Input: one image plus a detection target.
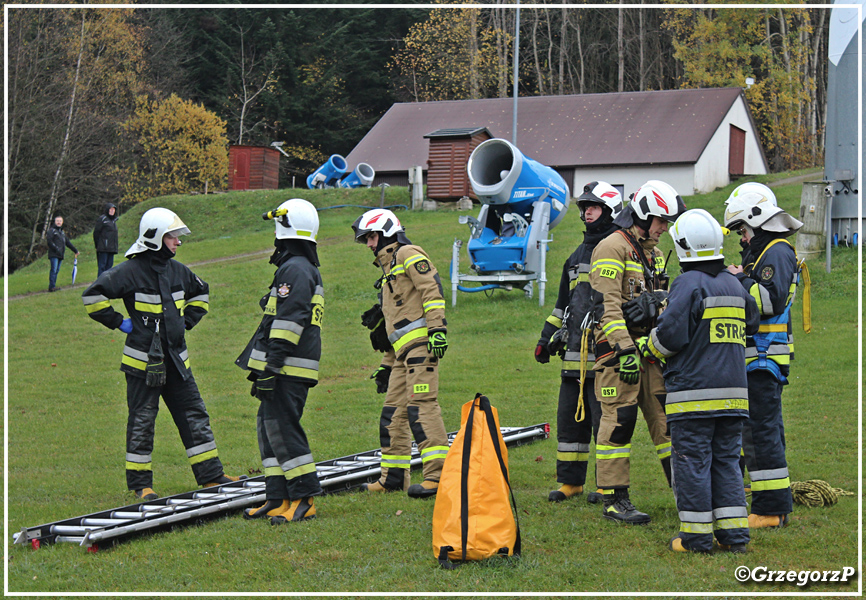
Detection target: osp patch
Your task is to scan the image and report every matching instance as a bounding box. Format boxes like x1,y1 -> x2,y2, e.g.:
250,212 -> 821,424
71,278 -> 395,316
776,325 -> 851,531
277,283 -> 292,298
760,265 -> 775,281
414,260 -> 431,274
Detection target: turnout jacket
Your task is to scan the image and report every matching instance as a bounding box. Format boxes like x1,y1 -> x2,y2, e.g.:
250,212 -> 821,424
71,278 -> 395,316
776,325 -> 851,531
646,266 -> 760,422
374,242 -> 446,366
735,236 -> 799,379
46,224 -> 78,260
589,225 -> 665,363
82,253 -> 210,379
538,223 -> 618,377
237,255 -> 323,385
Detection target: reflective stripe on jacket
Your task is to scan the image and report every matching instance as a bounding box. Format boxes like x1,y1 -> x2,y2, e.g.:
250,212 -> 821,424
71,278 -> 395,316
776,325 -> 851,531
648,268 -> 760,422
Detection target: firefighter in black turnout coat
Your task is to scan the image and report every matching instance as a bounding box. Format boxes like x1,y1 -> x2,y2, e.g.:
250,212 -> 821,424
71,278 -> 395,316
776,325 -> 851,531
82,208 -> 237,501
638,209 -> 760,553
237,199 -> 324,524
536,182 -> 622,503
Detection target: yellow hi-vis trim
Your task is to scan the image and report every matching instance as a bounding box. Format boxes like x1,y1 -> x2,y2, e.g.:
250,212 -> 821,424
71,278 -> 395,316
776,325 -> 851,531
420,446 -> 449,462
557,451 -> 590,462
751,477 -> 791,492
122,354 -> 147,371
714,517 -> 749,530
284,462 -> 317,480
656,442 -> 672,459
186,300 -> 209,311
703,307 -> 745,319
270,329 -> 301,344
596,444 -> 631,460
85,300 -> 111,314
264,466 -> 284,478
758,323 -> 787,333
680,521 -> 714,534
381,454 -> 411,469
189,448 -> 218,465
135,302 -> 162,314
125,461 -> 152,471
546,315 -> 563,328
423,299 -> 445,312
392,328 -> 427,354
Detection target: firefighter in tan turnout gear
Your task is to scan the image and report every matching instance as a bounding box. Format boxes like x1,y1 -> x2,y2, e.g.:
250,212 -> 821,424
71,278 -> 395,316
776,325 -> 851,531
352,209 -> 449,499
589,180 -> 684,524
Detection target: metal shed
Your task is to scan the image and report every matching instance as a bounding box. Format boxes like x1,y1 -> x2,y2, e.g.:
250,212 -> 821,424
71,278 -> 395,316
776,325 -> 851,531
228,145 -> 280,190
423,127 -> 492,201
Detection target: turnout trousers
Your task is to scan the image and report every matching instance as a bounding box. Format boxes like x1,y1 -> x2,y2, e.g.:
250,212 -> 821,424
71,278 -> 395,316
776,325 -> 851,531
378,344 -> 449,490
257,377 -> 322,501
124,363 -> 223,490
671,417 -> 750,552
556,376 -> 601,487
742,370 -> 792,516
594,356 -> 671,489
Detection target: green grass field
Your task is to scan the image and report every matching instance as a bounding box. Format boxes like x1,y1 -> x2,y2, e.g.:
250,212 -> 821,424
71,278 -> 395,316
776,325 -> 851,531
5,179 -> 860,594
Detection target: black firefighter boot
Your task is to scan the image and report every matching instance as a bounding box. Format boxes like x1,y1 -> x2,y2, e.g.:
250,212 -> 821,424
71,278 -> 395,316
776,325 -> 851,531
602,488 -> 651,525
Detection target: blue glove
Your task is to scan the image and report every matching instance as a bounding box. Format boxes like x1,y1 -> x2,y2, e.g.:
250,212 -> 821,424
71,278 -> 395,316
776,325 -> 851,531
119,318 -> 133,333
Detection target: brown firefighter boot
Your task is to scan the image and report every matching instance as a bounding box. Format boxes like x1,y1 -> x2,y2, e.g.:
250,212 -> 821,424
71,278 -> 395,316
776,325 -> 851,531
243,499 -> 289,520
548,484 -> 583,502
407,479 -> 439,499
134,487 -> 159,502
270,497 -> 316,525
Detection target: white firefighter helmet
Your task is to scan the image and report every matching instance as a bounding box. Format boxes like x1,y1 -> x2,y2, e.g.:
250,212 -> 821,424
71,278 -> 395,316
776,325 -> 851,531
631,180 -> 684,222
723,191 -> 802,234
577,181 -> 623,220
671,209 -> 724,263
125,207 -> 190,257
351,208 -> 403,243
727,181 -> 777,207
274,198 -> 319,243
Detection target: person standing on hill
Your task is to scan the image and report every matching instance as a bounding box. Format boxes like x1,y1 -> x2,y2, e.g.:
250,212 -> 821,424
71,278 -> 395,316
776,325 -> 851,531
82,207 -> 240,501
93,203 -> 119,276
46,215 -> 79,292
351,209 -> 450,499
535,182 -> 621,504
236,198 -> 325,525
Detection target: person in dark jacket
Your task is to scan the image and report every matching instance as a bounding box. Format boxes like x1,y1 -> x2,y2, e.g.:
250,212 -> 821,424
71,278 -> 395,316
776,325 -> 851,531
723,185 -> 803,529
638,209 -> 760,553
236,198 -> 324,525
93,203 -> 119,276
46,215 -> 79,291
82,207 -> 239,501
535,182 -> 622,504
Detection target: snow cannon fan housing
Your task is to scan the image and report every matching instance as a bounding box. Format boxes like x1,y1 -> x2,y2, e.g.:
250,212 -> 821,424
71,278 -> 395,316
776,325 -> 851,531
307,154 -> 348,189
465,138 -> 570,274
338,162 -> 376,188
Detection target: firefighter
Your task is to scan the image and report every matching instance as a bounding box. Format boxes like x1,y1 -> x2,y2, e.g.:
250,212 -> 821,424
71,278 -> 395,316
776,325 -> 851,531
82,208 -> 239,501
351,209 -> 449,499
723,186 -> 803,529
236,198 -> 324,525
535,182 -> 622,504
588,180 -> 684,524
637,209 -> 759,553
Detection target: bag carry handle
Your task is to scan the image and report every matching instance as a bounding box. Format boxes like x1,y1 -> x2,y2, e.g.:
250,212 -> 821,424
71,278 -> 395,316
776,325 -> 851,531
477,394 -> 521,558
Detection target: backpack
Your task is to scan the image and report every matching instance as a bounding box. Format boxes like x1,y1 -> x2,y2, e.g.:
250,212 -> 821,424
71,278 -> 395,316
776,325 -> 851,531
431,394 -> 521,568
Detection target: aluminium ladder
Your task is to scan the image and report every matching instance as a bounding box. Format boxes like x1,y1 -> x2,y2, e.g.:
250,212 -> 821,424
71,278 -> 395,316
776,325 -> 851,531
14,423 -> 549,552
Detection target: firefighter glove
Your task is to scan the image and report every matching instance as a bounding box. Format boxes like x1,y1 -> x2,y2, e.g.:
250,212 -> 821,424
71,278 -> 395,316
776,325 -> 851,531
618,352 -> 640,385
254,372 -> 276,402
370,365 -> 391,394
119,318 -> 133,333
145,360 -> 166,387
427,331 -> 448,358
547,327 -> 568,357
361,304 -> 384,330
622,291 -> 668,329
635,336 -> 652,359
535,343 -> 550,363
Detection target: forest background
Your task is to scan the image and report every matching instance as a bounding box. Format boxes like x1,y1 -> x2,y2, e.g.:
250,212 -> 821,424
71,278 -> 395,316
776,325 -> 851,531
6,2 -> 830,271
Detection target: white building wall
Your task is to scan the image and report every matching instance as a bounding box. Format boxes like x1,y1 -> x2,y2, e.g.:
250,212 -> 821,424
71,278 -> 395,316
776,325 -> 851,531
694,97 -> 768,193
571,164 -> 696,200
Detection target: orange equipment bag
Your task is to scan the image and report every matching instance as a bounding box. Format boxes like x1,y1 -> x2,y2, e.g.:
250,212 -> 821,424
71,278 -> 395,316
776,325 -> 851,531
432,394 -> 521,568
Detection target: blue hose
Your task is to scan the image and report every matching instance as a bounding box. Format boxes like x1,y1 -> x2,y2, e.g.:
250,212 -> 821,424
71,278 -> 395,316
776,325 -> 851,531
457,284 -> 503,293
316,204 -> 408,212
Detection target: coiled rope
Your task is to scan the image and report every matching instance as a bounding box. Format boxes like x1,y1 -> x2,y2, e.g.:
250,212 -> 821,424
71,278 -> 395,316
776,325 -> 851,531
790,479 -> 855,507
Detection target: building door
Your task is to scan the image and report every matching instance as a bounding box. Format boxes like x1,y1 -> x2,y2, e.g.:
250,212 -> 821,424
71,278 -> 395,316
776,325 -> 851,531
233,147 -> 251,190
729,125 -> 746,176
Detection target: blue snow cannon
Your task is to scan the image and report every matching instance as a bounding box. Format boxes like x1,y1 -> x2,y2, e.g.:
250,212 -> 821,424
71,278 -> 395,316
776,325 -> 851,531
306,154 -> 347,189
464,138 -> 569,274
338,163 -> 376,188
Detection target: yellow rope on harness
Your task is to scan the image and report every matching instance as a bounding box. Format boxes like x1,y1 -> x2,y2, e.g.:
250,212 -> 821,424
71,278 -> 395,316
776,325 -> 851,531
791,479 -> 854,507
799,259 -> 811,333
575,327 -> 591,423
